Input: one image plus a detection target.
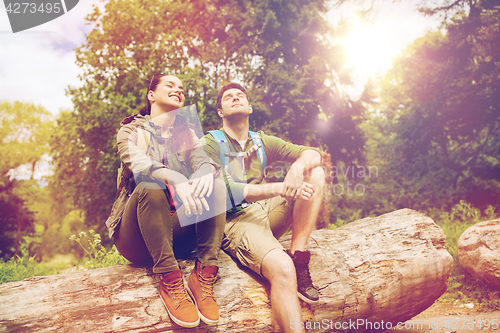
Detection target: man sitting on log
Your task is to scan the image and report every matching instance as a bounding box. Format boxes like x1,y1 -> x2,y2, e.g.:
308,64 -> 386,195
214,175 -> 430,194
203,83 -> 325,332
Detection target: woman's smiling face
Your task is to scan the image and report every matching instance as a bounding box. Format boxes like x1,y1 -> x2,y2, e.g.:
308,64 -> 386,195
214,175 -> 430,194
150,75 -> 185,110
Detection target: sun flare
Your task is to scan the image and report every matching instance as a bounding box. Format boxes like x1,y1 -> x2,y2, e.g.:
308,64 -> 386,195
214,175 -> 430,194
339,18 -> 397,79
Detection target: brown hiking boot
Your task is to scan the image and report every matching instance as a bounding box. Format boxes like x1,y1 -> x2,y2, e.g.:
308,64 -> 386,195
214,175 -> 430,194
287,249 -> 320,304
158,269 -> 200,327
187,261 -> 219,325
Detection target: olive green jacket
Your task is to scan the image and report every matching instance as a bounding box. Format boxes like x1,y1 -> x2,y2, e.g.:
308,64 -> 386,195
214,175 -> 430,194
104,113 -> 211,238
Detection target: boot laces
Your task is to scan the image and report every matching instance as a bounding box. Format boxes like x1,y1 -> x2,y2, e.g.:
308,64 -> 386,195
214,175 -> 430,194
296,263 -> 313,287
198,271 -> 216,300
164,279 -> 190,305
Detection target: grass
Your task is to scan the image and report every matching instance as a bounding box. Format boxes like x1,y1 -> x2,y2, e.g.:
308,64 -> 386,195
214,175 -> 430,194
440,266 -> 500,311
0,250 -> 64,284
0,229 -> 129,285
427,201 -> 499,311
327,201 -> 500,312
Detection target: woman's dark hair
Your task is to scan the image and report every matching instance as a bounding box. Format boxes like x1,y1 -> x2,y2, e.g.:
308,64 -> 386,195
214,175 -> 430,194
139,73 -> 194,151
139,73 -> 166,116
170,115 -> 195,153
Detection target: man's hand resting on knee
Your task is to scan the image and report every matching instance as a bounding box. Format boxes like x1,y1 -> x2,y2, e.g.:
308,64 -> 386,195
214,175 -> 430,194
281,181 -> 314,201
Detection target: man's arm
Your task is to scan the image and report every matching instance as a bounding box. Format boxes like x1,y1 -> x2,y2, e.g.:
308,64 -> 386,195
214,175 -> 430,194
242,149 -> 321,203
289,149 -> 322,174
282,149 -> 322,200
242,182 -> 284,202
243,181 -> 315,203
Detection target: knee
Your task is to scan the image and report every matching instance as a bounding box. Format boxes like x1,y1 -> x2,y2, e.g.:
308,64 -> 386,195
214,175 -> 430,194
263,250 -> 296,286
137,182 -> 169,208
213,178 -> 226,195
210,178 -> 227,210
274,257 -> 296,286
304,166 -> 325,188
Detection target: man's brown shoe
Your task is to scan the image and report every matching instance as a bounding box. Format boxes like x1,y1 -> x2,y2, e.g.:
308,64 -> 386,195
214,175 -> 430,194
158,269 -> 200,327
287,249 -> 320,304
187,261 -> 219,325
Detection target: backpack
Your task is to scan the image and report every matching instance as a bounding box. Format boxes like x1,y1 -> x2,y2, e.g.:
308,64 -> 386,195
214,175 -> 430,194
115,163 -> 135,199
208,130 -> 267,212
207,130 -> 267,172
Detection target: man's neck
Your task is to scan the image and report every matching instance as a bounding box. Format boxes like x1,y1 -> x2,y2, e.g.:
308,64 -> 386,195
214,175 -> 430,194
223,117 -> 250,141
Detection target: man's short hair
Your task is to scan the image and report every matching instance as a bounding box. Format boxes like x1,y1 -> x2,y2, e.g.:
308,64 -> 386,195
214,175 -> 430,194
216,82 -> 249,109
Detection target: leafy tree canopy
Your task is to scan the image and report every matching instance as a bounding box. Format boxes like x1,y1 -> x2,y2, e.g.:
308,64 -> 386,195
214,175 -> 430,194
374,0 -> 500,210
0,101 -> 53,258
55,0 -> 365,226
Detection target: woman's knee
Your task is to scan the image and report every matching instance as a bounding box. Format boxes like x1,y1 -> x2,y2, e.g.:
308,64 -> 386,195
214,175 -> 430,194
213,178 -> 226,196
136,182 -> 170,209
211,178 -> 227,213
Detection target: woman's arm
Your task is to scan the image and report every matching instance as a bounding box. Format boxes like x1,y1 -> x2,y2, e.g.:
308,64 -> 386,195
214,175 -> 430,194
117,124 -> 165,178
150,167 -> 189,186
117,123 -> 204,215
186,131 -> 218,199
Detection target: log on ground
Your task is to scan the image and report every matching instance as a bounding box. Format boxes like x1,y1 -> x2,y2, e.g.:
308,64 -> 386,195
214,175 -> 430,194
0,209 -> 453,332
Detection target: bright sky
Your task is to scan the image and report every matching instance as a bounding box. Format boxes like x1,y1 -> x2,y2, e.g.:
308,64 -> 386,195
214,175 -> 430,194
0,0 -> 101,115
0,0 -> 441,116
327,0 -> 442,99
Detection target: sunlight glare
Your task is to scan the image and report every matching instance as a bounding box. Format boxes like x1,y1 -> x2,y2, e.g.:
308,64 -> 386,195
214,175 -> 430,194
327,0 -> 442,99
340,18 -> 396,79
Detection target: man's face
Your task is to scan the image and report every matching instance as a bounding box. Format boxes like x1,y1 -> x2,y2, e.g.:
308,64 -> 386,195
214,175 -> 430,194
218,88 -> 252,118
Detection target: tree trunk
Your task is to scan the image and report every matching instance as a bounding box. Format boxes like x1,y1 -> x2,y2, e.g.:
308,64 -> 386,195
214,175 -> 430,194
0,209 -> 453,332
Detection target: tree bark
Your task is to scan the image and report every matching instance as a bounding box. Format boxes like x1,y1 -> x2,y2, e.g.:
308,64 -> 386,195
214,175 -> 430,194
458,219 -> 500,289
0,209 -> 453,332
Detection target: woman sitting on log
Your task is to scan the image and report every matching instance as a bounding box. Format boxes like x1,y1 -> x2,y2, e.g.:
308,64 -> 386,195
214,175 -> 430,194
105,73 -> 226,328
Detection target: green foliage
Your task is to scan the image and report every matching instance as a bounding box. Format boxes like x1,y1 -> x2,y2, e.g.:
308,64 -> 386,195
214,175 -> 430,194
41,209 -> 87,259
0,101 -> 53,259
69,230 -> 129,269
0,229 -> 129,285
53,0 -> 364,228
0,101 -> 53,175
371,2 -> 500,212
0,248 -> 66,284
431,200 -> 494,262
441,268 -> 500,311
432,201 -> 500,310
339,0 -> 500,225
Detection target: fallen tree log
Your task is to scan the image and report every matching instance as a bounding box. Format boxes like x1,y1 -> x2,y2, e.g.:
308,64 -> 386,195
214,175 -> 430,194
458,218 -> 500,289
0,209 -> 453,332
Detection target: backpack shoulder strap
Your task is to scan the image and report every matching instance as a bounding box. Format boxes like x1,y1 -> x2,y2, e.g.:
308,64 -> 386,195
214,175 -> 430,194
208,130 -> 231,171
249,130 -> 267,171
116,163 -> 134,199
207,130 -> 236,208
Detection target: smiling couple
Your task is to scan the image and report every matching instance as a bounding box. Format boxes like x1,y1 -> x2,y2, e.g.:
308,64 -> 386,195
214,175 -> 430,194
105,74 -> 325,333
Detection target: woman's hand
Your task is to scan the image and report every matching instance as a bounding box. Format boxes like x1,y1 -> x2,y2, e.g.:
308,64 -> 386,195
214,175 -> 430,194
189,163 -> 215,199
174,181 -> 208,217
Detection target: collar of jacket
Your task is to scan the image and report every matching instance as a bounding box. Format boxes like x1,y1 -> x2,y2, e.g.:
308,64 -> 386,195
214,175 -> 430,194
120,113 -> 163,137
